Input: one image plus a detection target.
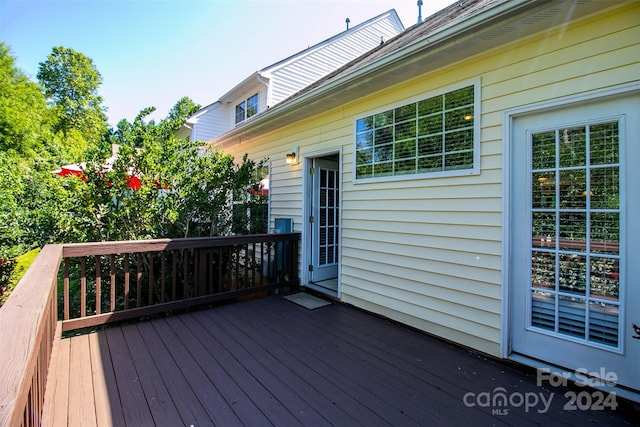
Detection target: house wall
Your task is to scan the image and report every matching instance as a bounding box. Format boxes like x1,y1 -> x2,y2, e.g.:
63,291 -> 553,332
223,83 -> 270,131
268,12 -> 404,106
190,103 -> 227,142
223,3 -> 639,357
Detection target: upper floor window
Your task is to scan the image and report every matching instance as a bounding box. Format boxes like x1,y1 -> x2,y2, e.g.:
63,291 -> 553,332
354,81 -> 479,181
235,93 -> 259,124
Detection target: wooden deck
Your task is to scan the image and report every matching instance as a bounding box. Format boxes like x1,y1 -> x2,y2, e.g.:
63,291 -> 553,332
43,294 -> 636,426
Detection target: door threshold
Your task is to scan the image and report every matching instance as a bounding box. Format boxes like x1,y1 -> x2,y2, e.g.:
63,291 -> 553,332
305,279 -> 338,297
509,353 -> 640,404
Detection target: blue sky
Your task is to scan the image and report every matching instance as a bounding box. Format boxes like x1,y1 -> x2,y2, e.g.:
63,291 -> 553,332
1,0 -> 456,126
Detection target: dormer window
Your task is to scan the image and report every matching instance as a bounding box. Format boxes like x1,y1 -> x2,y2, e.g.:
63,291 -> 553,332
235,93 -> 259,124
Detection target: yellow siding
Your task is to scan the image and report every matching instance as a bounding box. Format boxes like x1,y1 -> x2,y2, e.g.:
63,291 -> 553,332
222,3 -> 639,357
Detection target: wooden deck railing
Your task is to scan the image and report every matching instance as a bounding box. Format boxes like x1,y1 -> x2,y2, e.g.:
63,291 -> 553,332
60,233 -> 300,331
0,245 -> 61,427
0,233 -> 300,426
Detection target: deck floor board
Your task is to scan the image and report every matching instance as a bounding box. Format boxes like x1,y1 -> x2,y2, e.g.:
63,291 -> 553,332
211,305 -> 365,425
88,332 -> 125,426
229,298 -> 433,426
213,304 -> 383,425
104,326 -> 156,426
45,334 -> 70,426
68,334 -> 97,427
168,314 -> 269,426
134,320 -> 214,425
191,309 -> 306,426
120,323 -> 185,426
44,294 -> 636,426
203,307 -> 342,426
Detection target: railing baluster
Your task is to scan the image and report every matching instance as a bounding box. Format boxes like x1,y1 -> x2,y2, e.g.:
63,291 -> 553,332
291,239 -> 298,281
243,244 -> 249,288
64,258 -> 69,320
206,249 -> 210,293
32,367 -> 38,425
207,249 -> 213,295
136,253 -> 142,307
110,254 -> 116,312
201,249 -> 208,296
252,242 -> 257,287
148,252 -> 154,305
216,248 -> 223,291
171,250 -> 177,301
160,252 -> 166,303
183,249 -> 189,298
186,250 -> 192,297
124,255 -> 130,310
80,257 -> 86,317
234,246 -> 240,289
202,249 -> 207,296
95,255 -> 101,315
257,242 -> 262,286
193,249 -> 200,297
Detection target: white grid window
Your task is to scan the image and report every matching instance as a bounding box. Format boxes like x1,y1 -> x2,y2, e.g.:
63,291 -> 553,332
354,82 -> 479,181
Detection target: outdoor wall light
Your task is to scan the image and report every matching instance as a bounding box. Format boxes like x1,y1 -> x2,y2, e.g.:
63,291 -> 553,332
286,146 -> 299,165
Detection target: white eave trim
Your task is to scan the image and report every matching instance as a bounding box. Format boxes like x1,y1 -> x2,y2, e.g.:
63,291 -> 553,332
219,71 -> 264,103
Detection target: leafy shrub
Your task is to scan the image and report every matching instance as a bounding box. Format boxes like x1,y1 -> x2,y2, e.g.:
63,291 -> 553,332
0,257 -> 17,297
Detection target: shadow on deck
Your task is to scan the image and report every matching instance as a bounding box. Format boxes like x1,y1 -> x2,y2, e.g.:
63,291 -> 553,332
43,293 -> 636,426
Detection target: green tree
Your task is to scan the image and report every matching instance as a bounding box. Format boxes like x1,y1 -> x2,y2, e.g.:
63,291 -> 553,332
0,43 -> 67,259
55,102 -> 264,243
0,42 -> 52,156
161,96 -> 200,137
112,97 -> 200,147
37,46 -> 108,153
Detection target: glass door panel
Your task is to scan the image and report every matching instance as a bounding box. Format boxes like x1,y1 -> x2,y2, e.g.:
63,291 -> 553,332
529,121 -> 620,348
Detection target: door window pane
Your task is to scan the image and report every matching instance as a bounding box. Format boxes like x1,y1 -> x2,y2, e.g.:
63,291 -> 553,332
529,121 -> 620,347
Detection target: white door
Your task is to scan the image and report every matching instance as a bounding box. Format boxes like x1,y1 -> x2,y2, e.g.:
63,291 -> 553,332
310,158 -> 339,283
510,94 -> 640,392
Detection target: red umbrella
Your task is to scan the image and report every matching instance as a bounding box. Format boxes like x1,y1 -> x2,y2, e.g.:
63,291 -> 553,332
52,163 -> 86,180
250,176 -> 269,196
53,162 -> 142,189
126,175 -> 141,190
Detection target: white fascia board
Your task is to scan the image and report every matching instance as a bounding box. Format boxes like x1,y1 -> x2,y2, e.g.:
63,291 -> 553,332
185,106 -> 213,124
218,71 -> 262,103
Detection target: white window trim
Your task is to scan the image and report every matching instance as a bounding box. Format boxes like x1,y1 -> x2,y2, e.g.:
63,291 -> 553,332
235,93 -> 259,125
352,78 -> 481,184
